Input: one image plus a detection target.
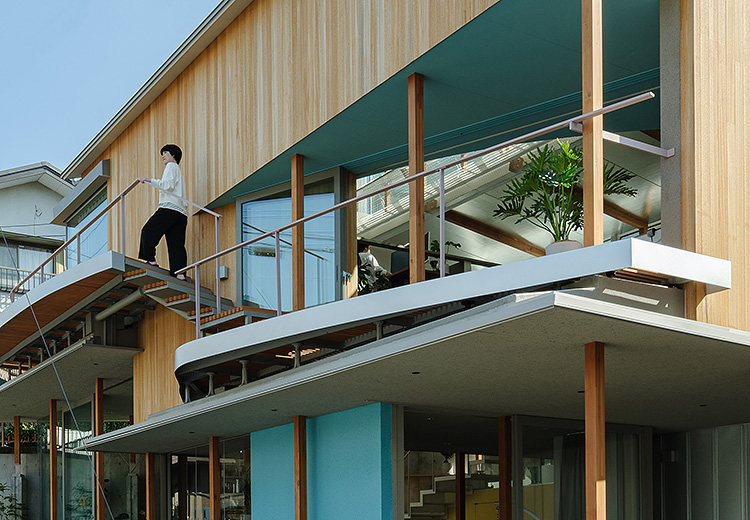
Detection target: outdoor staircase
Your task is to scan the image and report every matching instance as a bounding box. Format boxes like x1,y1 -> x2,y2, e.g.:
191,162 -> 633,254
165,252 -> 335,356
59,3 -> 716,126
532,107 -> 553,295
407,474 -> 497,519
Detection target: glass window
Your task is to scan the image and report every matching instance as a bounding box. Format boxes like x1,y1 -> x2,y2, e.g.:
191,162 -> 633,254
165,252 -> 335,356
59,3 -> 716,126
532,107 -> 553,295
0,244 -> 17,269
66,189 -> 108,265
240,180 -> 336,312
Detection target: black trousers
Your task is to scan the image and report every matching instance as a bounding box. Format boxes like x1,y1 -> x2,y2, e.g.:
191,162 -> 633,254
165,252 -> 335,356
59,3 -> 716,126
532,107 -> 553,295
138,208 -> 188,275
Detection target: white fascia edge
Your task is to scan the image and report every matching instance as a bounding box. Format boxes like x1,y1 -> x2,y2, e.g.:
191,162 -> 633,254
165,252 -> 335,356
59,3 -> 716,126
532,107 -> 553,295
174,239 -> 731,373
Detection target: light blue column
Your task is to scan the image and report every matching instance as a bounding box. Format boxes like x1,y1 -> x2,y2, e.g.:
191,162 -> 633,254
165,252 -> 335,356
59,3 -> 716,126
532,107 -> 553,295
251,423 -> 295,520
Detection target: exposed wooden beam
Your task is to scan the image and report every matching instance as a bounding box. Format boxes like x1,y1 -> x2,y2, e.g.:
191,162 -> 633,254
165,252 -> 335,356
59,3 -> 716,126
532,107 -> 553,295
146,453 -> 156,520
294,415 -> 308,520
292,154 -> 305,311
585,341 -> 606,520
50,400 -> 58,520
408,72 -> 426,283
582,0 -> 604,246
209,436 -> 220,520
572,187 -> 649,233
455,452 -> 466,520
95,378 -> 105,520
445,210 -> 545,257
498,417 -> 512,520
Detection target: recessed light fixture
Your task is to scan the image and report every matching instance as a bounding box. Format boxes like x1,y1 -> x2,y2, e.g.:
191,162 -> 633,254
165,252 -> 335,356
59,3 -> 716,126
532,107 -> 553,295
577,390 -> 585,394
699,404 -> 707,407
271,409 -> 278,412
188,431 -> 195,434
412,371 -> 420,375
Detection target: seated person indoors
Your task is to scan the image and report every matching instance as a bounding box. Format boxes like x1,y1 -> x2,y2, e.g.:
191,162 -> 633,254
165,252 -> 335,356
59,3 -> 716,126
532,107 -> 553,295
358,245 -> 391,292
137,144 -> 189,280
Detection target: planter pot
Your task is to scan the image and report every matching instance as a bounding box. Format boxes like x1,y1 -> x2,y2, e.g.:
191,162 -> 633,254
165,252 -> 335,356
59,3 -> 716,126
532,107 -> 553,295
545,239 -> 582,255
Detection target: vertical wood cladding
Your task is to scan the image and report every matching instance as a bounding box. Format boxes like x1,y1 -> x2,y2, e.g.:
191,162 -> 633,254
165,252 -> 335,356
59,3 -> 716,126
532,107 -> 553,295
681,0 -> 750,330
133,305 -> 195,423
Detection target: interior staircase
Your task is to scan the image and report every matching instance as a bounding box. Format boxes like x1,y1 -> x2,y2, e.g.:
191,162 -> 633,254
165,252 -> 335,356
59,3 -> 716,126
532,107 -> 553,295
406,473 -> 498,519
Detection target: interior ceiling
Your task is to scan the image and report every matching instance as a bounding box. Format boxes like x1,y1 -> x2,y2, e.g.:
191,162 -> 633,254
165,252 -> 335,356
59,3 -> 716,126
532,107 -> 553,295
211,0 -> 660,207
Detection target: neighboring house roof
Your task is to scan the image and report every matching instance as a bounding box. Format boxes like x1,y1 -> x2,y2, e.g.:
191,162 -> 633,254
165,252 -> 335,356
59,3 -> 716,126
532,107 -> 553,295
61,0 -> 253,182
0,162 -> 72,197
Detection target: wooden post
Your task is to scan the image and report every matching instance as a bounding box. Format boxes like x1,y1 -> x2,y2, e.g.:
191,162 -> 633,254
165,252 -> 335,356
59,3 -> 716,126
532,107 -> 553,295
294,416 -> 308,520
582,0 -> 604,246
292,154 -> 305,311
408,72 -> 425,283
455,452 -> 466,520
209,436 -> 221,520
345,170 -> 358,298
146,453 -> 156,520
94,378 -> 105,520
585,342 -> 606,520
498,417 -> 512,520
13,415 -> 20,469
50,400 -> 58,520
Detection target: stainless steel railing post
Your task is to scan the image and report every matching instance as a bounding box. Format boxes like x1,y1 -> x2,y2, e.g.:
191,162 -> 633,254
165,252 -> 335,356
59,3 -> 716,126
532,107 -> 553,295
439,168 -> 446,278
215,216 -> 220,312
275,231 -> 282,316
194,267 -> 201,339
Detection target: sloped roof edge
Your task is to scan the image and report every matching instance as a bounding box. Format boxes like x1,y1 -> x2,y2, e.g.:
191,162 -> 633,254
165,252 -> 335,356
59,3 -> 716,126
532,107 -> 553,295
61,0 -> 254,181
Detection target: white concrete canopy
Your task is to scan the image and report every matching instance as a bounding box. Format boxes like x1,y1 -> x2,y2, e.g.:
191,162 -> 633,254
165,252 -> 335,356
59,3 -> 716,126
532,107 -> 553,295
0,341 -> 140,421
86,290 -> 750,454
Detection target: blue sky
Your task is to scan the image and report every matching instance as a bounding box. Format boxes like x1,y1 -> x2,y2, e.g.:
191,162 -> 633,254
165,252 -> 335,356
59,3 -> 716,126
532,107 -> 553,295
0,0 -> 219,173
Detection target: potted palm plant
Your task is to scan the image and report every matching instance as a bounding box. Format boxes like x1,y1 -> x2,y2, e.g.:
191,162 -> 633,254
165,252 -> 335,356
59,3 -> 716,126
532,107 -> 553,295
493,140 -> 638,254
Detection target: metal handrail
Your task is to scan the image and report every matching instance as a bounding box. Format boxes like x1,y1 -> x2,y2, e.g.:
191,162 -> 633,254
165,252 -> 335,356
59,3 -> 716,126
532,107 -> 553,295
10,179 -> 222,304
177,91 -> 654,337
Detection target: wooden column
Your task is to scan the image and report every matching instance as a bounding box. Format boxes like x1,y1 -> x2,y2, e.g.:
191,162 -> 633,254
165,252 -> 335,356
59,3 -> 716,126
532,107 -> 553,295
94,378 -> 105,520
345,170 -> 358,298
145,453 -> 156,520
498,417 -> 512,520
582,0 -> 604,246
585,342 -> 606,520
454,452 -> 466,520
209,436 -> 221,520
50,400 -> 58,520
13,415 -> 20,469
292,154 -> 305,310
294,416 -> 308,520
408,72 -> 425,283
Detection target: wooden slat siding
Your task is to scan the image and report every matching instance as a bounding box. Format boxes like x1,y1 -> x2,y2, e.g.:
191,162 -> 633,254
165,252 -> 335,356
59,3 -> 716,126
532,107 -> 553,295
582,0 -> 604,247
455,452 -> 466,520
95,378 -> 105,520
0,272 -> 118,354
498,416 -> 512,520
82,0 -> 498,299
294,416 -> 308,520
13,415 -> 20,466
680,0 -> 750,330
50,400 -> 58,520
445,210 -> 545,257
292,154 -> 305,311
408,72 -> 426,284
585,341 -> 605,520
146,453 -> 156,520
134,306 -> 194,422
209,436 -> 221,520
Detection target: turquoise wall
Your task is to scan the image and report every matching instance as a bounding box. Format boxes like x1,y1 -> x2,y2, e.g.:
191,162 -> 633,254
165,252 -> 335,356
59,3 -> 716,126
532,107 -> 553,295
251,423 -> 295,520
250,403 -> 393,520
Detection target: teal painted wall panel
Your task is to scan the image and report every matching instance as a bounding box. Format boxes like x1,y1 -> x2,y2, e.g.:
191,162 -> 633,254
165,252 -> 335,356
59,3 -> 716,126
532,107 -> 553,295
307,403 -> 393,520
251,423 -> 295,520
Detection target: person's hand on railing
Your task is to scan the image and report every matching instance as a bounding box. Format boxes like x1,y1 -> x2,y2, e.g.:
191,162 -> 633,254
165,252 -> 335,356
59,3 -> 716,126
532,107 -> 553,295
137,177 -> 149,184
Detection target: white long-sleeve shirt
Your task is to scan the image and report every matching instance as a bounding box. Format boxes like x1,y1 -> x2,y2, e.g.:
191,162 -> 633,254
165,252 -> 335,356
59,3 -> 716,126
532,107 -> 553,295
151,162 -> 187,216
